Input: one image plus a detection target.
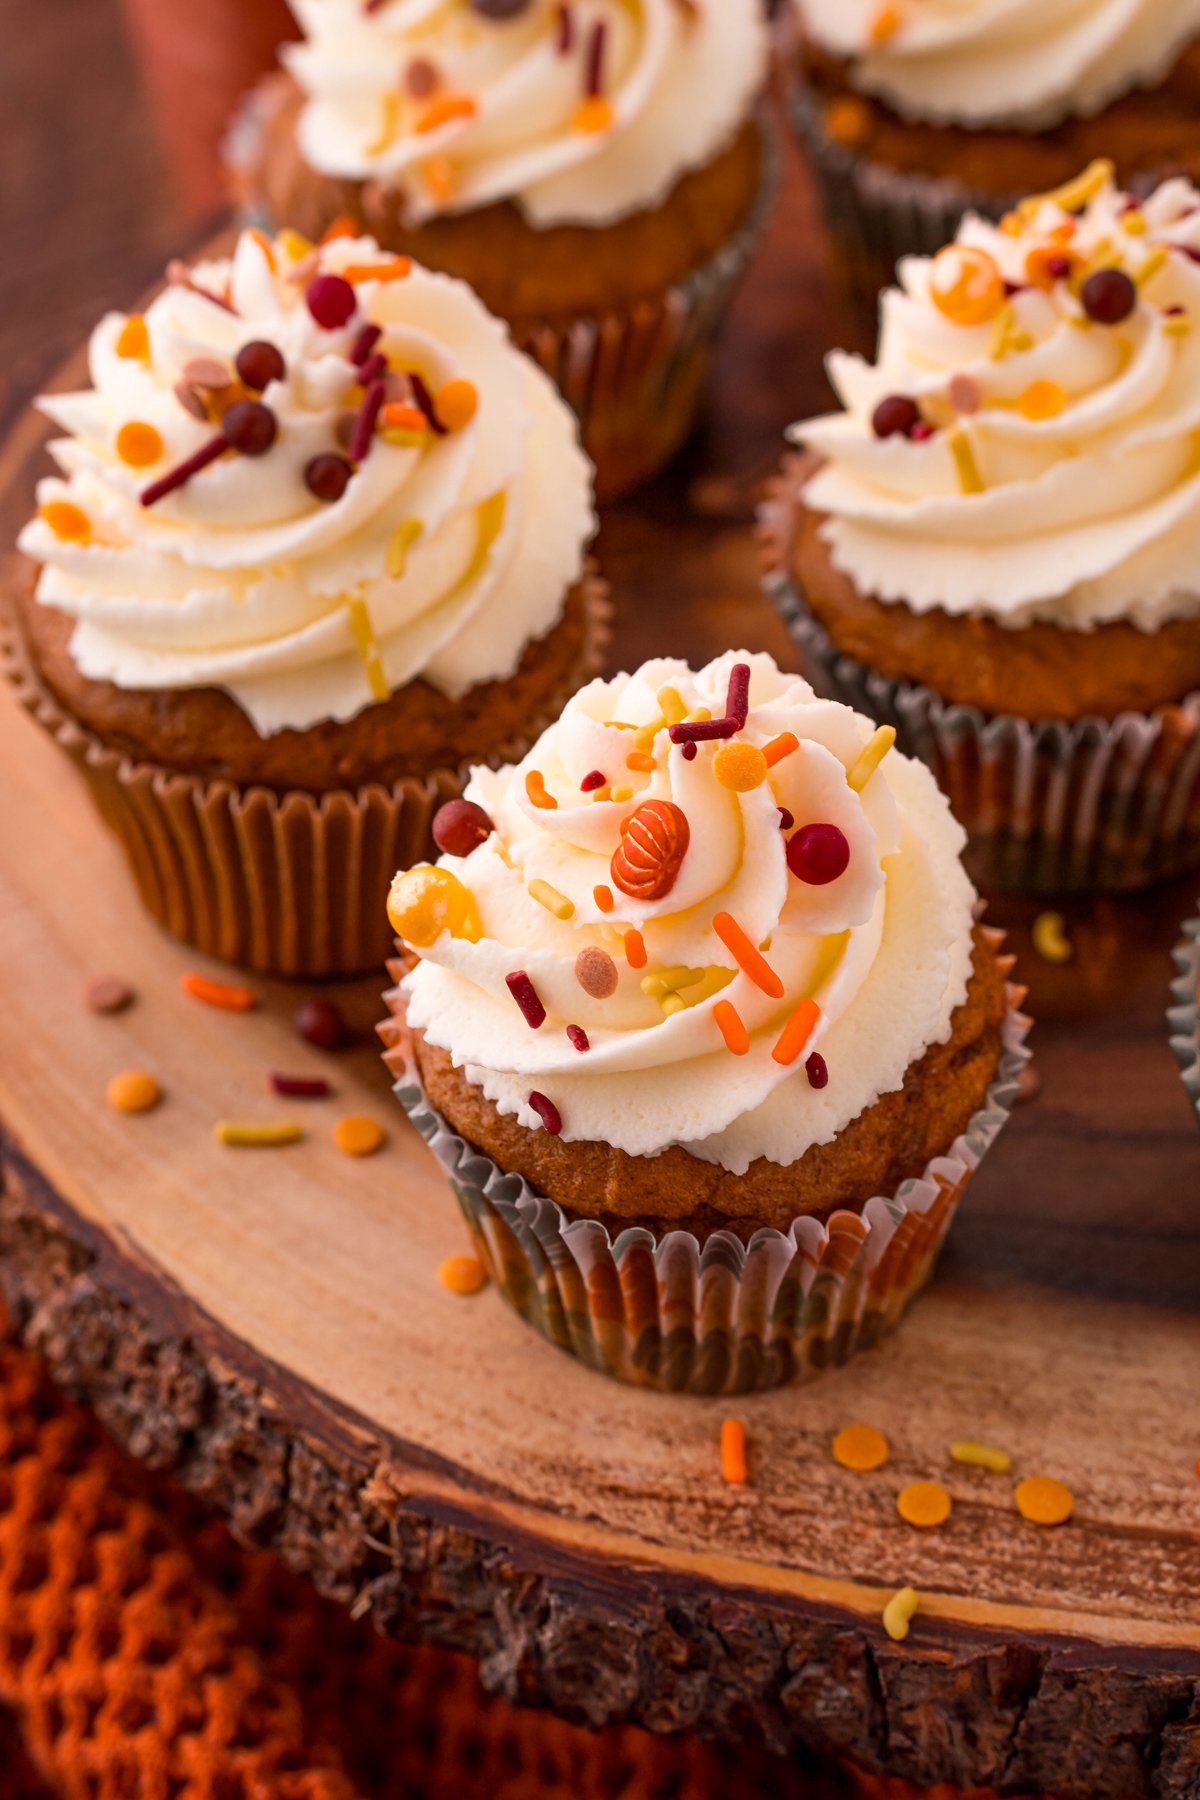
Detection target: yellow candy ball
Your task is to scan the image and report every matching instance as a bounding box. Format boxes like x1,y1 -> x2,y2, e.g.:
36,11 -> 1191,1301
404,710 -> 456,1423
712,742 -> 768,792
929,244 -> 1005,327
387,865 -> 480,947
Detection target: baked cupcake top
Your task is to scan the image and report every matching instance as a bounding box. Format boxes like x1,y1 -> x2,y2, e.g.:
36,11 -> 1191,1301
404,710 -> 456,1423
792,165 -> 1200,634
794,0 -> 1200,131
18,227 -> 593,735
392,651 -> 976,1173
282,0 -> 768,227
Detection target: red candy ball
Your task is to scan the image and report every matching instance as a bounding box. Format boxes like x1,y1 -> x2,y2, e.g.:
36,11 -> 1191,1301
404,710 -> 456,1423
304,453 -> 352,502
221,399 -> 277,455
786,822 -> 850,886
306,273 -> 357,330
871,395 -> 921,440
294,998 -> 346,1051
432,798 -> 494,857
1081,268 -> 1136,325
235,340 -> 286,391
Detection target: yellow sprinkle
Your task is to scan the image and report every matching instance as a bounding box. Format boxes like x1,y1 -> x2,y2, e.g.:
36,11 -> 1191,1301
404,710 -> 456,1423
948,428 -> 985,494
846,725 -> 896,793
387,517 -> 423,579
1135,245 -> 1169,288
366,90 -> 400,155
106,1069 -> 162,1115
528,878 -> 574,920
1017,158 -> 1114,220
214,1120 -> 303,1147
660,966 -> 734,1015
1032,909 -> 1073,965
382,427 -> 427,448
657,685 -> 688,725
641,966 -> 706,1000
347,595 -> 389,703
115,315 -> 149,361
278,228 -> 314,261
1018,380 -> 1066,421
610,785 -> 633,803
1121,209 -> 1147,237
686,708 -> 712,725
1165,314 -> 1192,338
633,719 -> 664,751
882,1586 -> 920,1643
950,1440 -> 1012,1474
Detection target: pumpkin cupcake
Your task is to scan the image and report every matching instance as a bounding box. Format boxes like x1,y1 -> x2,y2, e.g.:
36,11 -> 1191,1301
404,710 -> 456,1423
762,167 -> 1200,893
380,650 -> 1029,1393
231,0 -> 773,496
783,0 -> 1200,333
10,226 -> 604,976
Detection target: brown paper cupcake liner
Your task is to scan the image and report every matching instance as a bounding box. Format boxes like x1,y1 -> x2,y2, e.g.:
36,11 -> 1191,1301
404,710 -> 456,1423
1168,908 -> 1200,1132
381,948 -> 1031,1396
2,576 -> 609,978
760,469 -> 1200,895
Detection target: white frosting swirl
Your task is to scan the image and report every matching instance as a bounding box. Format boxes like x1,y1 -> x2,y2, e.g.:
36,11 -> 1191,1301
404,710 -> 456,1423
284,0 -> 768,226
793,172 -> 1200,632
19,229 -> 594,735
795,0 -> 1200,131
400,652 -> 976,1173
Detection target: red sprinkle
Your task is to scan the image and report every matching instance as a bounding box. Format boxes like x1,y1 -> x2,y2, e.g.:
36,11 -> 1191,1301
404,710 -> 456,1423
140,434 -> 226,506
350,322 -> 382,365
506,971 -> 546,1030
580,769 -> 606,792
778,807 -> 794,830
167,261 -> 237,314
585,19 -> 607,95
409,371 -> 447,435
669,716 -> 737,744
269,1072 -> 333,1098
682,741 -> 698,761
805,1053 -> 829,1090
909,422 -> 935,441
566,1024 -> 590,1053
555,2 -> 574,52
529,1091 -> 562,1135
358,350 -> 387,386
725,663 -> 750,728
348,379 -> 386,463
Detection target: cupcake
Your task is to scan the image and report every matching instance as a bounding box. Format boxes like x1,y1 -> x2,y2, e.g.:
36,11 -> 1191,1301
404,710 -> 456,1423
783,0 -> 1200,331
380,651 -> 1029,1393
232,0 -> 773,497
9,226 -> 605,977
1169,904 -> 1200,1131
762,169 -> 1200,894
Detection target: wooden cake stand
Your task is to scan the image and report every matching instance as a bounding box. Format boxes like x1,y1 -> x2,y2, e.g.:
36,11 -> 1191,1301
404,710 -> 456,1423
1,149 -> 1199,1800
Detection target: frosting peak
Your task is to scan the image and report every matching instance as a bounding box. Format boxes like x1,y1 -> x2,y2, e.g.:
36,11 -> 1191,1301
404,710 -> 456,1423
395,652 -> 975,1172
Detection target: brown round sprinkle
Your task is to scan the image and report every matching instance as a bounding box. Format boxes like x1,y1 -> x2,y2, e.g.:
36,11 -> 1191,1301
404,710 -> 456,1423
84,975 -> 134,1015
106,1069 -> 161,1114
575,946 -> 618,999
173,379 -> 209,421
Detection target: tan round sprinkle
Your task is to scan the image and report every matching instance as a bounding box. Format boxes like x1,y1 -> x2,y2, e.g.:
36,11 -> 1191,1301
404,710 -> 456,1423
948,373 -> 983,415
882,1586 -> 920,1643
575,946 -> 618,999
334,1115 -> 386,1158
84,975 -> 134,1015
896,1480 -> 952,1529
439,1254 -> 487,1296
833,1424 -> 889,1473
106,1069 -> 161,1114
182,356 -> 230,389
1015,1475 -> 1074,1526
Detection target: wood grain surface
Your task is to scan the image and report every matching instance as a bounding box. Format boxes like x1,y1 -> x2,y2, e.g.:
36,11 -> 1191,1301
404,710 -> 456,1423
3,6 -> 1200,1796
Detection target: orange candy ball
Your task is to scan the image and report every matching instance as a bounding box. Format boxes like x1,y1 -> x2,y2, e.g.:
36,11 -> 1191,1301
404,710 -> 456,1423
116,421 -> 165,468
38,500 -> 91,543
929,245 -> 1006,328
433,378 -> 479,432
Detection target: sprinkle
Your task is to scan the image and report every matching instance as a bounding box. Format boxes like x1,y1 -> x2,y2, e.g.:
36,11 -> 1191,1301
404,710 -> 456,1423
140,434 -> 226,506
626,751 -> 655,772
593,885 -> 614,913
641,965 -> 706,999
897,1481 -> 952,1529
295,999 -> 346,1050
948,428 -> 985,495
575,946 -> 618,997
528,1091 -> 562,1135
350,322 -> 383,365
724,662 -> 751,727
712,913 -> 783,999
84,975 -> 135,1015
348,595 -> 389,702
357,351 -> 388,386
929,244 -> 1005,327
439,1254 -> 487,1296
713,742 -> 768,792
805,1051 -> 828,1089
434,378 -> 478,431
656,685 -> 687,724
988,302 -> 1033,361
590,785 -> 612,803
277,228 -> 313,261
343,258 -> 412,284
566,1024 -> 590,1053
1018,380 -> 1066,420
269,1073 -> 332,1098
529,879 -> 574,920
166,262 -> 237,313
215,1120 -> 303,1148
713,999 -> 749,1056
660,966 -> 733,1016
824,95 -> 871,148
1033,910 -> 1073,964
720,1419 -> 748,1486
415,93 -> 477,133
772,997 -> 821,1067
334,1115 -> 386,1157
366,91 -> 400,154
348,379 -> 386,463
682,742 -> 698,760
632,719 -> 663,751
525,770 -> 557,810
1121,207 -> 1147,237
574,97 -> 613,133
778,808 -> 794,830
106,1070 -> 161,1114
115,421 -> 164,467
387,517 -> 423,579
610,785 -> 633,803
39,500 -> 91,543
1017,159 -> 1114,220
764,733 -> 799,767
623,929 -> 647,969
833,1425 -> 889,1472
883,1587 -> 920,1643
951,1441 -> 1012,1474
1165,313 -> 1192,338
581,770 -> 607,791
320,215 -> 359,243
846,725 -> 896,792
948,373 -> 983,414
1015,1475 -> 1074,1526
180,971 -> 257,1012
555,2 -> 574,53
669,716 -> 736,744
1135,245 -> 1169,289
585,17 -> 606,94
869,3 -> 901,43
388,865 -> 479,945
115,315 -> 150,360
506,971 -> 546,1029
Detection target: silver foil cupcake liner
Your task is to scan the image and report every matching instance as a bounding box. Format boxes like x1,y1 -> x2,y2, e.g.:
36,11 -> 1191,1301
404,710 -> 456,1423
1168,910 -> 1200,1130
382,960 -> 1031,1396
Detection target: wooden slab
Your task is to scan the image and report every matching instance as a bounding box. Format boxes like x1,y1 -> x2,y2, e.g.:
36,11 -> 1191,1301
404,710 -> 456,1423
2,144 -> 1200,1800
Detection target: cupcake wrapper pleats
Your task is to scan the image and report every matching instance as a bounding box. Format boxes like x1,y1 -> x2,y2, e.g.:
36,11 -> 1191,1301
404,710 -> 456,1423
1168,912 -> 1200,1130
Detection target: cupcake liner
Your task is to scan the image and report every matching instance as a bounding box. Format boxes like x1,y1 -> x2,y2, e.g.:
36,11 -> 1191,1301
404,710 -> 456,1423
760,471 -> 1200,895
1168,909 -> 1200,1131
2,577 -> 609,979
380,947 -> 1031,1395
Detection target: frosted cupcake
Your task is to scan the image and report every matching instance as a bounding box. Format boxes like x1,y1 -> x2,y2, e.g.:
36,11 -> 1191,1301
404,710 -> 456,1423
381,651 -> 1028,1392
762,167 -> 1200,893
1169,904 -> 1200,1132
10,226 -> 604,976
784,0 -> 1200,330
232,0 -> 772,496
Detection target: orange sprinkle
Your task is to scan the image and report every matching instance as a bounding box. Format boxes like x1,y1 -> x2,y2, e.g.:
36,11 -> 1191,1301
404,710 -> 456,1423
825,95 -> 871,148
832,1424 -> 889,1473
38,500 -> 91,543
248,227 -> 277,271
574,96 -> 614,134
712,742 -> 768,793
115,421 -> 164,468
720,1419 -> 748,1486
344,258 -> 413,284
525,770 -> 557,810
772,997 -> 821,1067
180,971 -> 257,1013
423,156 -> 455,205
869,3 -> 901,42
594,885 -> 614,914
625,751 -> 655,772
764,733 -> 800,767
333,1115 -> 386,1158
320,214 -> 359,243
1014,1475 -> 1074,1526
712,913 -> 784,999
381,402 -> 428,433
1018,380 -> 1066,421
433,378 -> 479,432
439,1253 -> 487,1296
106,1069 -> 162,1115
713,999 -> 749,1057
415,93 -> 477,134
624,929 -> 647,970
115,314 -> 149,360
897,1481 -> 952,1529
